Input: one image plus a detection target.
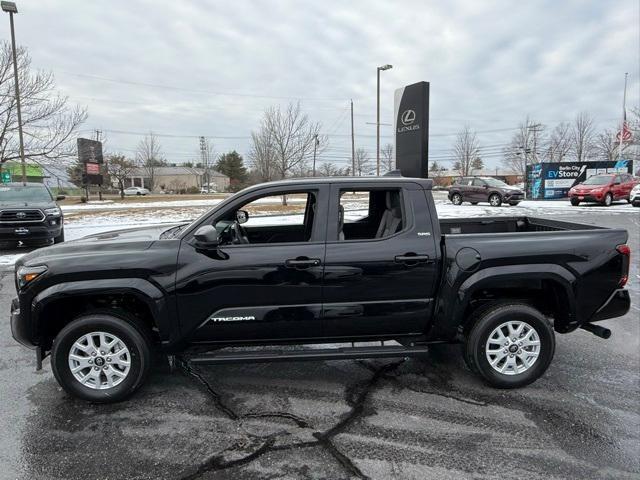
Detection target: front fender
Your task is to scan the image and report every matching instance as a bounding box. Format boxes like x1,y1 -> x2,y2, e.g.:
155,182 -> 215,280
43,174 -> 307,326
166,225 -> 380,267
31,278 -> 172,342
431,264 -> 577,339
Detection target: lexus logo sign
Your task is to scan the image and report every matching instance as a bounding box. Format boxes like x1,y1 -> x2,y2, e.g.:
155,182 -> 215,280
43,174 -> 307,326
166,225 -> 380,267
16,211 -> 26,219
401,109 -> 416,125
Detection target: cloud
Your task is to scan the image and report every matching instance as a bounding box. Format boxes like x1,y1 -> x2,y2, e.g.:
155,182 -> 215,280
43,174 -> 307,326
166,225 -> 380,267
10,0 -> 639,169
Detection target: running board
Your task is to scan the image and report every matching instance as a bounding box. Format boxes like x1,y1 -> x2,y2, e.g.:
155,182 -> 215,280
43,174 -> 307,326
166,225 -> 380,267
186,345 -> 432,365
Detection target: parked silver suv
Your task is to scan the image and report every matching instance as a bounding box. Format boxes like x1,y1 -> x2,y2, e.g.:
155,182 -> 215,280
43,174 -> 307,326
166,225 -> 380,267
448,176 -> 524,207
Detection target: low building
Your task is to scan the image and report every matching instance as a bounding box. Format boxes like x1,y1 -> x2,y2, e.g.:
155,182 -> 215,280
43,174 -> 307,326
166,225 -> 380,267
127,166 -> 229,192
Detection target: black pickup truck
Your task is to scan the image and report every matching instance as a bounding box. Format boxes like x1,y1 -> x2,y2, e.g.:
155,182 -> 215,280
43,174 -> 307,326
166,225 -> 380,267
10,176 -> 631,402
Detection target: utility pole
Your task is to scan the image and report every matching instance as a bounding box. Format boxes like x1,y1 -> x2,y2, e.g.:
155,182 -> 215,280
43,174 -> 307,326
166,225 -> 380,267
312,134 -> 318,176
376,64 -> 392,176
618,72 -> 628,160
528,123 -> 543,163
95,129 -> 102,200
350,100 -> 355,176
199,136 -> 209,191
2,2 -> 26,185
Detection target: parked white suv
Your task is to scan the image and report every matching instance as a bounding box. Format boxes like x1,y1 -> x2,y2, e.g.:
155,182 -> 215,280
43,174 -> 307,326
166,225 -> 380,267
631,184 -> 640,207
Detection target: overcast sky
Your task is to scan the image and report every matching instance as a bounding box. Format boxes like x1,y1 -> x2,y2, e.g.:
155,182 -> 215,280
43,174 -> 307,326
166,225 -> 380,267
7,0 -> 640,171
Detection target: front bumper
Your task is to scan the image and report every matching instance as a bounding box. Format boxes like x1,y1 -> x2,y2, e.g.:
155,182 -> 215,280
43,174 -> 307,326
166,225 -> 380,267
0,220 -> 62,241
569,192 -> 604,202
590,289 -> 631,322
10,296 -> 36,349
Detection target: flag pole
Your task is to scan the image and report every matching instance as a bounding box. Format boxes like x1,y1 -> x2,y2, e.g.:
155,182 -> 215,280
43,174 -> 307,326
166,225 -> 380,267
618,72 -> 628,160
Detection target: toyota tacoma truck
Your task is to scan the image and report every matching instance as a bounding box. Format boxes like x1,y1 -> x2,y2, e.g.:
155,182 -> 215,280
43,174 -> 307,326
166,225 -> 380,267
0,182 -> 65,248
10,176 -> 631,402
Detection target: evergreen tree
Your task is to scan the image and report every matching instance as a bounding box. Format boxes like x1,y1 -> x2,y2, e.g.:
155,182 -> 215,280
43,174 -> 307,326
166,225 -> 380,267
215,151 -> 248,190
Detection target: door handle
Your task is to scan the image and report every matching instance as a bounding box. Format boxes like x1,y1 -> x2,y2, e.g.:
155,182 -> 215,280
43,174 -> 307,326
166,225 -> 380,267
395,254 -> 433,264
285,258 -> 321,269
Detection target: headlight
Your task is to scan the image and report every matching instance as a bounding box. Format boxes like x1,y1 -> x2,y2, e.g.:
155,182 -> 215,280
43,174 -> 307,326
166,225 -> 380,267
16,265 -> 47,289
632,185 -> 640,194
44,207 -> 61,216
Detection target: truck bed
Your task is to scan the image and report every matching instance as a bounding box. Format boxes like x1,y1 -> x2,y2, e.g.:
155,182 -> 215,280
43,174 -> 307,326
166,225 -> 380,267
439,216 -> 603,235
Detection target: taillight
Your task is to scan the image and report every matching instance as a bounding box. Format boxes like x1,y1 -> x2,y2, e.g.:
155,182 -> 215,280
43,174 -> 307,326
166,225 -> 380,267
616,244 -> 630,287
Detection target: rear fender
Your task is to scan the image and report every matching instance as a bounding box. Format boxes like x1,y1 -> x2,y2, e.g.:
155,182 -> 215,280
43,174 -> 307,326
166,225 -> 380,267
432,264 -> 577,339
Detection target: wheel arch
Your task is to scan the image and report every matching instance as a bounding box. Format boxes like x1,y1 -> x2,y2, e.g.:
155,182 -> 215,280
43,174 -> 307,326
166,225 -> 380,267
32,278 -> 171,350
432,264 -> 578,339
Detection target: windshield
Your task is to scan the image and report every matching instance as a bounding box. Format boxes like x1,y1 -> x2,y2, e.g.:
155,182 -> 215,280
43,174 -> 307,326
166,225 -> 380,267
483,178 -> 509,188
582,175 -> 612,185
0,185 -> 53,203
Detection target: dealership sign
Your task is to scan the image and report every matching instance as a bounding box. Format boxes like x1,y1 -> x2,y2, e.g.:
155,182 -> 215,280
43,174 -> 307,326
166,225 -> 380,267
394,81 -> 430,178
526,160 -> 633,199
77,138 -> 104,185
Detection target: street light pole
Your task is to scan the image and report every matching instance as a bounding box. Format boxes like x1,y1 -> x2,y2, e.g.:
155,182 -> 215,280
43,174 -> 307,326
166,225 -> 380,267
376,64 -> 392,176
2,2 -> 26,185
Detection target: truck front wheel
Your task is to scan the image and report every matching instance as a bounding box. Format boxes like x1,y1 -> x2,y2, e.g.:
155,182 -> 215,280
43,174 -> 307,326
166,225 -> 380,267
464,303 -> 555,388
51,313 -> 152,403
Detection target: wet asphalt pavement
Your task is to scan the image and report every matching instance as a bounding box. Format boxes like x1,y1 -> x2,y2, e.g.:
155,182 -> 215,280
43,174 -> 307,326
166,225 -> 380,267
0,208 -> 638,480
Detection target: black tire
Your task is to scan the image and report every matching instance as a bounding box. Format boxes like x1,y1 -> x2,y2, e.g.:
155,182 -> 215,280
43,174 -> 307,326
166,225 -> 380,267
633,201 -> 640,207
464,303 -> 555,388
451,193 -> 463,205
51,312 -> 152,403
570,198 -> 580,206
471,202 -> 479,205
136,192 -> 142,196
54,229 -> 65,244
509,202 -> 520,206
602,193 -> 612,207
488,193 -> 502,207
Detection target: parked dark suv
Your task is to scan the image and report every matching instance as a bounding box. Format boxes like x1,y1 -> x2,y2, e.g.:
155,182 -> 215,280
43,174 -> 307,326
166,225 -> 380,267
448,176 -> 524,207
0,182 -> 65,249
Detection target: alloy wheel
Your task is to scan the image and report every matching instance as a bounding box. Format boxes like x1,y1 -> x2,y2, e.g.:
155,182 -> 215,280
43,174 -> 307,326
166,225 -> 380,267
485,321 -> 540,375
68,331 -> 131,390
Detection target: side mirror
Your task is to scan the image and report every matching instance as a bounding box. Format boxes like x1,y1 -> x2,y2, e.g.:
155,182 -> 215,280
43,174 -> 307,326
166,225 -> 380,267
236,209 -> 249,224
613,182 -> 621,185
56,195 -> 66,201
483,184 -> 488,189
193,225 -> 219,248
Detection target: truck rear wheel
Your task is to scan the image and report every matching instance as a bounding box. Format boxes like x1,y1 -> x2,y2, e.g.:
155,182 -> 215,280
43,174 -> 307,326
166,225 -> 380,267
464,303 -> 555,388
51,313 -> 152,403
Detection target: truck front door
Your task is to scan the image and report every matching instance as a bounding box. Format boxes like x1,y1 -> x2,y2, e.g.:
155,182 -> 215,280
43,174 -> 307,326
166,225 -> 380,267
322,182 -> 439,338
175,185 -> 329,344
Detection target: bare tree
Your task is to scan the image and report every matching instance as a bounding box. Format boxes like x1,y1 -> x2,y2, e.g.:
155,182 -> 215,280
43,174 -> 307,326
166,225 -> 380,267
501,117 -> 542,176
429,160 -> 445,177
135,133 -> 165,191
452,126 -> 480,176
261,102 -> 326,179
318,162 -> 348,177
571,112 -> 596,161
248,129 -> 276,182
354,148 -> 372,176
381,143 -> 394,173
106,154 -> 136,198
544,122 -> 571,162
0,41 -> 87,165
594,130 -> 617,161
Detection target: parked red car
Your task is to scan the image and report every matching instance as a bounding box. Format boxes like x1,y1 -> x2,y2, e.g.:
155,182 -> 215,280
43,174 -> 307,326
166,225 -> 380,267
568,173 -> 638,206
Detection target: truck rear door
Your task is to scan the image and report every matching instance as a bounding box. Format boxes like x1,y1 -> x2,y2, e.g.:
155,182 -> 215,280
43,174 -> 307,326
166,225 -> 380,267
321,181 -> 439,338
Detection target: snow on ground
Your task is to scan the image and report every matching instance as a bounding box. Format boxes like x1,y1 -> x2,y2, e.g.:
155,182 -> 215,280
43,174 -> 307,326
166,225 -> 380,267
60,195 -> 307,212
1,196 -> 637,268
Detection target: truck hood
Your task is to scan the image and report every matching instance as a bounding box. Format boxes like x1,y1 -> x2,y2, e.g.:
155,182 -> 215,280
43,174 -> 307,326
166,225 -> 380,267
18,223 -> 180,267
